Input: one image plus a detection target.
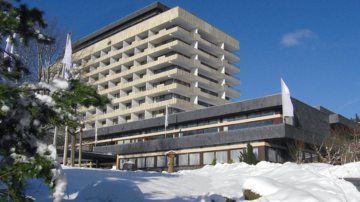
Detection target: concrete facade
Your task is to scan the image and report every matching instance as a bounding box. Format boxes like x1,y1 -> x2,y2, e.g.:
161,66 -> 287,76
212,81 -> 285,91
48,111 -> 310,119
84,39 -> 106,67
72,2 -> 241,131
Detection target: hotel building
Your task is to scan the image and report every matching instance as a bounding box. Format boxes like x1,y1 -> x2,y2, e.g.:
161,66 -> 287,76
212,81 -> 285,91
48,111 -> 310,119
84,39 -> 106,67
72,2 -> 241,130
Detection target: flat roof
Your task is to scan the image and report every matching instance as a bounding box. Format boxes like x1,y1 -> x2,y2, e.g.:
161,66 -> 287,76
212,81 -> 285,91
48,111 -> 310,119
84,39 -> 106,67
73,2 -> 170,52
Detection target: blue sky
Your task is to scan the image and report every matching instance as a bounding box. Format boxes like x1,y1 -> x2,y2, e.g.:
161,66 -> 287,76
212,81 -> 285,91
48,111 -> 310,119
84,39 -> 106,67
30,0 -> 360,119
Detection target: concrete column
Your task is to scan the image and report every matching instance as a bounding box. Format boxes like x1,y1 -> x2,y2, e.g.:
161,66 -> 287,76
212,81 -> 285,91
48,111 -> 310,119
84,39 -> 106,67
147,42 -> 155,49
190,81 -> 198,88
132,85 -> 140,93
218,78 -> 226,86
191,28 -> 199,34
118,116 -> 126,124
145,82 -> 153,90
91,54 -> 97,60
134,60 -> 141,67
146,68 -> 154,76
147,55 -> 154,63
219,91 -> 226,99
148,30 -> 156,37
190,68 -> 198,76
111,45 -> 118,52
122,52 -> 129,59
98,73 -> 105,80
110,57 -> 117,64
131,113 -> 138,121
90,65 -> 97,72
81,59 -> 87,65
132,99 -> 139,108
191,54 -> 199,60
134,47 -> 141,55
191,41 -> 198,49
219,66 -> 226,74
135,35 -> 142,41
218,42 -> 225,49
145,95 -> 153,104
190,95 -> 198,104
120,90 -> 127,98
109,69 -> 116,75
145,110 -> 152,119
219,54 -> 225,61
123,41 -> 130,47
100,50 -> 107,57
121,64 -> 128,72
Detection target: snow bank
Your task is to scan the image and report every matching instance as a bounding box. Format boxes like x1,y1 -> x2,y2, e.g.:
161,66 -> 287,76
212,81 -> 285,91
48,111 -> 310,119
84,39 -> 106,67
27,162 -> 360,202
76,179 -> 143,202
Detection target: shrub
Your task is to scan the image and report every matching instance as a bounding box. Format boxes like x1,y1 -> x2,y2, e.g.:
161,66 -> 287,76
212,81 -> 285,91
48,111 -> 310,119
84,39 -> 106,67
211,157 -> 217,166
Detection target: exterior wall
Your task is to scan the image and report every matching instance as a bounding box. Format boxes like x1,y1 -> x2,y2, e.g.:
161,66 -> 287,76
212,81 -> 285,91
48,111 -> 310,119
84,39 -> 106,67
73,4 -> 241,130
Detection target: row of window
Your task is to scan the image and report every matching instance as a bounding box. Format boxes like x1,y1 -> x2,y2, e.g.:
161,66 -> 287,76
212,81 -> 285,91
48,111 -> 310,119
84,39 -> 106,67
119,148 -> 259,169
93,109 -> 278,140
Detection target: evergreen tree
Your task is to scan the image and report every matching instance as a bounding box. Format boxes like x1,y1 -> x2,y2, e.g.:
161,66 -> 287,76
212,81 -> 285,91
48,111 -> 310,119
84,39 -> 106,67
239,143 -> 258,165
211,157 -> 217,166
0,1 -> 109,201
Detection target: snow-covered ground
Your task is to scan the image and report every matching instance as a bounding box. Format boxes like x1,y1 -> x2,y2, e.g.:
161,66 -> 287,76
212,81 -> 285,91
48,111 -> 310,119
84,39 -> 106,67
26,162 -> 360,202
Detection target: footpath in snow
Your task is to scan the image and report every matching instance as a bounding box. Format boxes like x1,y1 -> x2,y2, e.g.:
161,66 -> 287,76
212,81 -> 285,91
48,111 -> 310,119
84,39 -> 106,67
26,161 -> 360,202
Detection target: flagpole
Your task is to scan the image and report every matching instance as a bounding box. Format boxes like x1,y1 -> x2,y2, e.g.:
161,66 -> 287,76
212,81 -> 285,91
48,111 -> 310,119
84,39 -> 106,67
281,78 -> 285,124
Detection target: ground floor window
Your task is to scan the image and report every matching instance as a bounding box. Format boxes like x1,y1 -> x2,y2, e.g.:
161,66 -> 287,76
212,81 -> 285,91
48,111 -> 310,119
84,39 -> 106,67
179,154 -> 188,166
189,153 -> 200,165
216,151 -> 228,164
137,158 -> 145,168
157,156 -> 166,167
146,157 -> 154,168
203,152 -> 214,165
230,149 -> 245,162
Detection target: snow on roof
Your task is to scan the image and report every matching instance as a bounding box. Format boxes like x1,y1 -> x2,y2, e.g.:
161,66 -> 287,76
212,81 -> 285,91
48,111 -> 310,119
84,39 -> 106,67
164,150 -> 179,155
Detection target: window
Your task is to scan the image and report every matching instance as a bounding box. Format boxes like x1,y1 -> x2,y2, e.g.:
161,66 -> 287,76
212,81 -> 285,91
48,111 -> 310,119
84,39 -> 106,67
235,124 -> 247,130
209,119 -> 220,125
267,148 -> 276,162
187,122 -> 197,128
102,121 -> 106,126
125,116 -> 131,122
189,153 -> 200,165
216,151 -> 228,164
125,103 -> 131,109
113,106 -> 119,110
138,113 -> 144,120
198,120 -> 208,126
248,112 -> 261,119
113,119 -> 118,125
230,149 -> 244,163
203,152 -> 214,165
138,99 -> 145,106
126,90 -> 132,95
248,121 -> 261,128
223,116 -> 234,122
139,86 -> 146,92
158,135 -> 165,139
104,85 -> 108,89
262,120 -> 274,126
146,157 -> 154,168
205,127 -> 219,133
262,110 -> 275,116
166,134 -> 174,138
137,158 -> 145,168
224,125 -> 234,131
114,93 -> 119,98
179,154 -> 188,166
102,108 -> 107,114
150,136 -> 157,140
235,114 -> 247,120
157,156 -> 166,167
184,130 -> 197,136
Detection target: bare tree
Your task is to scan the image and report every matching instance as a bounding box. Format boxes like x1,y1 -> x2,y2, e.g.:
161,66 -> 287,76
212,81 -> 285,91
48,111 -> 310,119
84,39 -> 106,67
16,16 -> 69,83
287,138 -> 305,164
312,125 -> 360,165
